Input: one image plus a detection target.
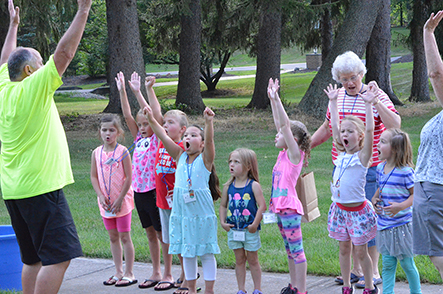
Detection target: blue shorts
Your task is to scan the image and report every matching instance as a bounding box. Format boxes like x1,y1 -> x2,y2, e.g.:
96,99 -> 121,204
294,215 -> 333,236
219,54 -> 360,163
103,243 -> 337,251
227,229 -> 261,252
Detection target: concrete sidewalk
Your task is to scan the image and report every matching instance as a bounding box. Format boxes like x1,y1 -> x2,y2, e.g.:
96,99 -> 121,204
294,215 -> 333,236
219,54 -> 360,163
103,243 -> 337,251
58,257 -> 442,294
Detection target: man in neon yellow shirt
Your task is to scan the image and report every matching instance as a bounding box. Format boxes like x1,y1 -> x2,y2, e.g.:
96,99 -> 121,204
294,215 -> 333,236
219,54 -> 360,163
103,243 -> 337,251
0,0 -> 91,293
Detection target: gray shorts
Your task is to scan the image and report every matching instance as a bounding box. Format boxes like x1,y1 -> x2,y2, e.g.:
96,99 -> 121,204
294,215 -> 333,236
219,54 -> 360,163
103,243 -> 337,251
413,181 -> 443,256
159,208 -> 172,244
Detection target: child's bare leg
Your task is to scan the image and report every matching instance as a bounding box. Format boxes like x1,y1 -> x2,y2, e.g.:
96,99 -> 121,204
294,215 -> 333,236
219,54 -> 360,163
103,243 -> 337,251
233,248 -> 247,292
355,244 -> 374,290
430,256 -> 443,280
293,260 -> 307,293
120,231 -> 135,280
154,231 -> 174,290
339,240 -> 352,288
204,280 -> 215,294
139,226 -> 162,286
108,229 -> 124,278
246,250 -> 262,291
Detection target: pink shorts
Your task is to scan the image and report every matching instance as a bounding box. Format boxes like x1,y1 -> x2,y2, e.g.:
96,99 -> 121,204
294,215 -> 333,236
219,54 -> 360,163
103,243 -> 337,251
327,200 -> 377,246
102,211 -> 132,232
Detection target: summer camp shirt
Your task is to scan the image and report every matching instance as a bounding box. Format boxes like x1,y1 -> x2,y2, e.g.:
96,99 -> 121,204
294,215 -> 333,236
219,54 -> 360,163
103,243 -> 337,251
415,110 -> 443,185
154,140 -> 184,209
132,133 -> 159,193
269,150 -> 304,215
0,56 -> 74,200
326,87 -> 398,167
376,162 -> 414,230
94,144 -> 134,218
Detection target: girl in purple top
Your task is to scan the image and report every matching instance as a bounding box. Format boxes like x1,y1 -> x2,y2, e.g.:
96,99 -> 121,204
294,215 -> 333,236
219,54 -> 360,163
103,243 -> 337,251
267,78 -> 311,294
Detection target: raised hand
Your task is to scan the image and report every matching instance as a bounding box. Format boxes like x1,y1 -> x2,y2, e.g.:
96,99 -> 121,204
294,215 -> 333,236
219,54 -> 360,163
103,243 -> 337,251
128,72 -> 141,93
267,78 -> 280,100
145,76 -> 156,89
143,105 -> 154,122
8,0 -> 19,25
323,84 -> 339,101
115,71 -> 125,92
361,80 -> 379,104
204,107 -> 215,122
425,10 -> 443,33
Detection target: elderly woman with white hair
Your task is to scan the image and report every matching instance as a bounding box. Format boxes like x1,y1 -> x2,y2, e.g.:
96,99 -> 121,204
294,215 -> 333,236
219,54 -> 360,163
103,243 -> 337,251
310,51 -> 401,290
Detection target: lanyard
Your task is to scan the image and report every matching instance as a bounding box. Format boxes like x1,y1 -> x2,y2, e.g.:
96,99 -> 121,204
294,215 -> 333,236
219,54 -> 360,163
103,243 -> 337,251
335,153 -> 356,187
232,179 -> 250,229
100,143 -> 118,198
160,141 -> 181,191
186,154 -> 195,191
379,163 -> 396,197
342,84 -> 364,117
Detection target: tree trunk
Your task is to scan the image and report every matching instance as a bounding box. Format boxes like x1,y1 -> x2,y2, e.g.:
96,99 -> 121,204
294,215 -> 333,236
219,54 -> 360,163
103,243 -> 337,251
247,2 -> 281,109
0,2 -> 8,50
105,0 -> 147,114
318,0 -> 333,62
409,0 -> 431,102
200,50 -> 231,92
298,0 -> 383,118
366,0 -> 402,105
176,0 -> 205,113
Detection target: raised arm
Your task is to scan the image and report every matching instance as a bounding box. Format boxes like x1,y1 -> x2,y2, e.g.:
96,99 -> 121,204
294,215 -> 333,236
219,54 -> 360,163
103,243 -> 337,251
311,119 -> 332,149
53,0 -> 91,76
424,10 -> 443,107
145,76 -> 163,124
116,72 -> 138,138
144,105 -> 183,160
359,82 -> 375,167
203,107 -> 215,171
267,78 -> 300,164
324,84 -> 341,146
0,0 -> 20,66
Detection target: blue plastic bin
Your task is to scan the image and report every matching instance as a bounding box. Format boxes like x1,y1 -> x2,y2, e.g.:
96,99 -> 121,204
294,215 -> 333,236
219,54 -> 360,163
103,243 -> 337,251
0,225 -> 23,291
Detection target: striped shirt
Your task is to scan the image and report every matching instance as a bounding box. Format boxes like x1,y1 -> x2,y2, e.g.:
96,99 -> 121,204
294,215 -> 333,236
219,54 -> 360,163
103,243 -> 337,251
376,162 -> 414,230
326,88 -> 398,167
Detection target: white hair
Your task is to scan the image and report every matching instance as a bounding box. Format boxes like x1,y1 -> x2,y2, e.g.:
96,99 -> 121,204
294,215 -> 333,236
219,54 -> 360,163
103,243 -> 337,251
331,51 -> 367,83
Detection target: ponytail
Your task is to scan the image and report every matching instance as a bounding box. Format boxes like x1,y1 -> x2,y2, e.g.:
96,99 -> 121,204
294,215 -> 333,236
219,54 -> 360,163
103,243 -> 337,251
209,164 -> 221,201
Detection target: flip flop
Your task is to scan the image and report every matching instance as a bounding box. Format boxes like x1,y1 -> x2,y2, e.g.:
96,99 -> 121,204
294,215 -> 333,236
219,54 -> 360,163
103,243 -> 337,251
355,276 -> 383,288
103,275 -> 119,286
139,279 -> 160,288
173,287 -> 202,294
154,281 -> 175,291
174,277 -> 184,288
115,277 -> 138,287
334,273 -> 361,285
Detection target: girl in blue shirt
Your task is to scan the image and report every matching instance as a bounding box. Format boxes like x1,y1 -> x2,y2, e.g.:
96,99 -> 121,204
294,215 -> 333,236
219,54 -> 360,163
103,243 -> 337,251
372,129 -> 421,294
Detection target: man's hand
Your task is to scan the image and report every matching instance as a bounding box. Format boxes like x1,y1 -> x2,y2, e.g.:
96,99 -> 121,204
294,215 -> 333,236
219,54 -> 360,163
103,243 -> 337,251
8,0 -> 20,25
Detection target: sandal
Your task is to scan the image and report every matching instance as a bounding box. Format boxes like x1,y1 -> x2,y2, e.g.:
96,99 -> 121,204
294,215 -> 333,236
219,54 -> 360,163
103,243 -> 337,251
103,275 -> 119,286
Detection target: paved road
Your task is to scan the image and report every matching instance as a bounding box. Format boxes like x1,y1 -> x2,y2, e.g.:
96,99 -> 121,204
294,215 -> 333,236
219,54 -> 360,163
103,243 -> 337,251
54,257 -> 443,294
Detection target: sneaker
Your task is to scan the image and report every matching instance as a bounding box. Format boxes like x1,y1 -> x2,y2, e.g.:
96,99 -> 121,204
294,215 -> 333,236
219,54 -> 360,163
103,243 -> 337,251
252,290 -> 263,294
280,283 -> 297,294
342,286 -> 354,294
236,291 -> 247,294
362,285 -> 379,294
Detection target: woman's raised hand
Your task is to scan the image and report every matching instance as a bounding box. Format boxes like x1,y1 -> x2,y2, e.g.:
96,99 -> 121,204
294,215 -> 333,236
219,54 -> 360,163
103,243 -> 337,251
323,84 -> 339,101
361,81 -> 379,104
267,78 -> 280,100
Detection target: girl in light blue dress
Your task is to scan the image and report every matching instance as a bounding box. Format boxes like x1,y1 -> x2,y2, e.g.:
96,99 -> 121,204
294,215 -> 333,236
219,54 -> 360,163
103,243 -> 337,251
144,105 -> 221,294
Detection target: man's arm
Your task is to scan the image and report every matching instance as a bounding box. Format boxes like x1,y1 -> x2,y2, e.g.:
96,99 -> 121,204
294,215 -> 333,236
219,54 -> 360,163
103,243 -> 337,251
0,0 -> 20,66
53,0 -> 91,76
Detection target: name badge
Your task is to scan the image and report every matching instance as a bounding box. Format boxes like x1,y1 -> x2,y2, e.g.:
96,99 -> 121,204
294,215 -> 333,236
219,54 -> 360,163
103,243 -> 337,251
330,182 -> 339,198
166,192 -> 173,208
183,190 -> 196,204
263,212 -> 277,224
233,229 -> 246,241
105,210 -> 116,217
104,157 -> 118,165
